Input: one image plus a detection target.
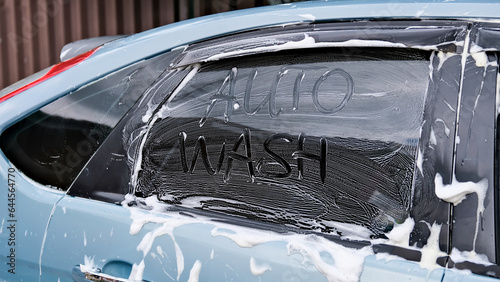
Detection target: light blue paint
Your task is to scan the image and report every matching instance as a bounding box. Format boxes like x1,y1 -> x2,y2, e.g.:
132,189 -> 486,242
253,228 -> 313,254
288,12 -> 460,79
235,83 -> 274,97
0,1 -> 499,281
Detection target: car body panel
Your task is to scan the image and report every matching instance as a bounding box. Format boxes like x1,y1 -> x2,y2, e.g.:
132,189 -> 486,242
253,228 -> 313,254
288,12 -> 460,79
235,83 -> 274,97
44,196 -> 447,282
360,256 -> 444,281
42,196 -> 332,281
1,1 -> 500,281
0,161 -> 65,280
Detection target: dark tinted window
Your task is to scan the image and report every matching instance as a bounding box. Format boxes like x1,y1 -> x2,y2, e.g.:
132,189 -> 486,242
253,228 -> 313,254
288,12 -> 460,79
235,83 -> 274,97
0,58 -> 170,190
136,48 -> 430,236
68,50 -> 191,202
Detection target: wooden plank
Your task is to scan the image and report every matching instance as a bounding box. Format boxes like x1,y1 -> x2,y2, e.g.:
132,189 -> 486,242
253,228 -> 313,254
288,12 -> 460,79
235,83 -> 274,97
122,0 -> 136,34
193,0 -> 201,17
237,0 -> 254,9
97,0 -> 106,36
152,0 -> 160,27
203,0 -> 212,15
140,0 -> 154,31
178,0 -> 189,21
159,0 -> 175,26
19,0 -> 35,77
5,0 -> 20,84
0,1 -> 6,88
69,0 -> 82,41
104,0 -> 118,35
229,0 -> 237,10
80,0 -> 89,38
86,0 -> 99,37
36,0 -> 51,70
51,0 -> 66,62
45,0 -> 56,64
63,0 -> 72,43
254,0 -> 265,7
212,0 -> 230,14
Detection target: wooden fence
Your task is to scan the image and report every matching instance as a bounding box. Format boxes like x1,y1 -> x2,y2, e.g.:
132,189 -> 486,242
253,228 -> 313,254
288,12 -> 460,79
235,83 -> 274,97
0,0 -> 278,90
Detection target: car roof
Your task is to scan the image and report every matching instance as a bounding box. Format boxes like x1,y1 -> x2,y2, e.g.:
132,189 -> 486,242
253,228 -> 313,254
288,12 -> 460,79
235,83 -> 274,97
1,0 -> 500,131
98,0 -> 500,62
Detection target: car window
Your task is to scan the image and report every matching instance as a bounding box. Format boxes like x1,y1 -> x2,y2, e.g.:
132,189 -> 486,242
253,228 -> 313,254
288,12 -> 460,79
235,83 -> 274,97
135,48 -> 431,236
67,50 -> 191,202
0,56 -> 172,190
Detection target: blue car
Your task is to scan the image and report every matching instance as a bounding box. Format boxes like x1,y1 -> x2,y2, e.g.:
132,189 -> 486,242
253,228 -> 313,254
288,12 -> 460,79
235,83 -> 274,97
2,0 -> 500,281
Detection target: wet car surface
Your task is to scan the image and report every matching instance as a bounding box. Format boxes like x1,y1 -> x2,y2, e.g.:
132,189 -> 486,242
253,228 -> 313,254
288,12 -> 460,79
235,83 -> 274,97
2,1 -> 500,281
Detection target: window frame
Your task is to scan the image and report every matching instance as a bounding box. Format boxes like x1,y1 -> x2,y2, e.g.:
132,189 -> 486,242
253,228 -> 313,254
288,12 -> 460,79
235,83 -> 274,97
447,23 -> 500,276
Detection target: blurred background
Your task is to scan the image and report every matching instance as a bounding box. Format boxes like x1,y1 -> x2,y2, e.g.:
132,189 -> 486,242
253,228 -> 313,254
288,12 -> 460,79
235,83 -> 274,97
0,0 -> 305,90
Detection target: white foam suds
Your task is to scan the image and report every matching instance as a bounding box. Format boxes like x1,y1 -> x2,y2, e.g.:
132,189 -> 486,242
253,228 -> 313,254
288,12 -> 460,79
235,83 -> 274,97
129,260 -> 145,281
419,223 -> 446,272
188,260 -> 202,282
375,252 -> 403,262
311,221 -> 372,240
172,45 -> 188,52
434,118 -> 450,137
415,6 -> 427,18
430,128 -> 437,146
250,257 -> 272,276
450,248 -> 493,266
437,51 -> 457,70
451,28 -> 470,172
434,174 -> 488,207
133,65 -> 200,188
124,187 -> 492,281
211,226 -> 285,248
125,196 -> 373,282
471,52 -> 488,67
497,73 -> 500,114
416,149 -> 423,174
356,91 -> 389,97
204,34 -> 406,62
79,255 -> 97,273
39,201 -> 60,280
298,14 -> 316,21
157,245 -> 167,258
442,99 -> 456,113
434,173 -> 488,250
385,218 -> 415,248
157,64 -> 200,119
286,235 -> 373,282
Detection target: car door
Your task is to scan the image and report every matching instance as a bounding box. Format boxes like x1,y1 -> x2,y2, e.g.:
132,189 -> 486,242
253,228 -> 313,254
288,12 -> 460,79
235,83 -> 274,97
39,21 -> 468,281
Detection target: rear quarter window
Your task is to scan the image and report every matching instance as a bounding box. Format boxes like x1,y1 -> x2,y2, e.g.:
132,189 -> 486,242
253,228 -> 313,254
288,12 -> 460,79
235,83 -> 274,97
136,48 -> 430,236
0,55 -> 172,190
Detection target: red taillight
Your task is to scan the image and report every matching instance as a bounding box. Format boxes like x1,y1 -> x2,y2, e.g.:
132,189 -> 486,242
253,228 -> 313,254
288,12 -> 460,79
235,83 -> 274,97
0,47 -> 100,104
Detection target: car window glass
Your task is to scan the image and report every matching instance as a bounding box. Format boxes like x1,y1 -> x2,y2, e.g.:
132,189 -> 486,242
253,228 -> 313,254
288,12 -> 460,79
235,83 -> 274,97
0,58 -> 169,190
136,48 -> 430,236
67,53 -> 191,202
